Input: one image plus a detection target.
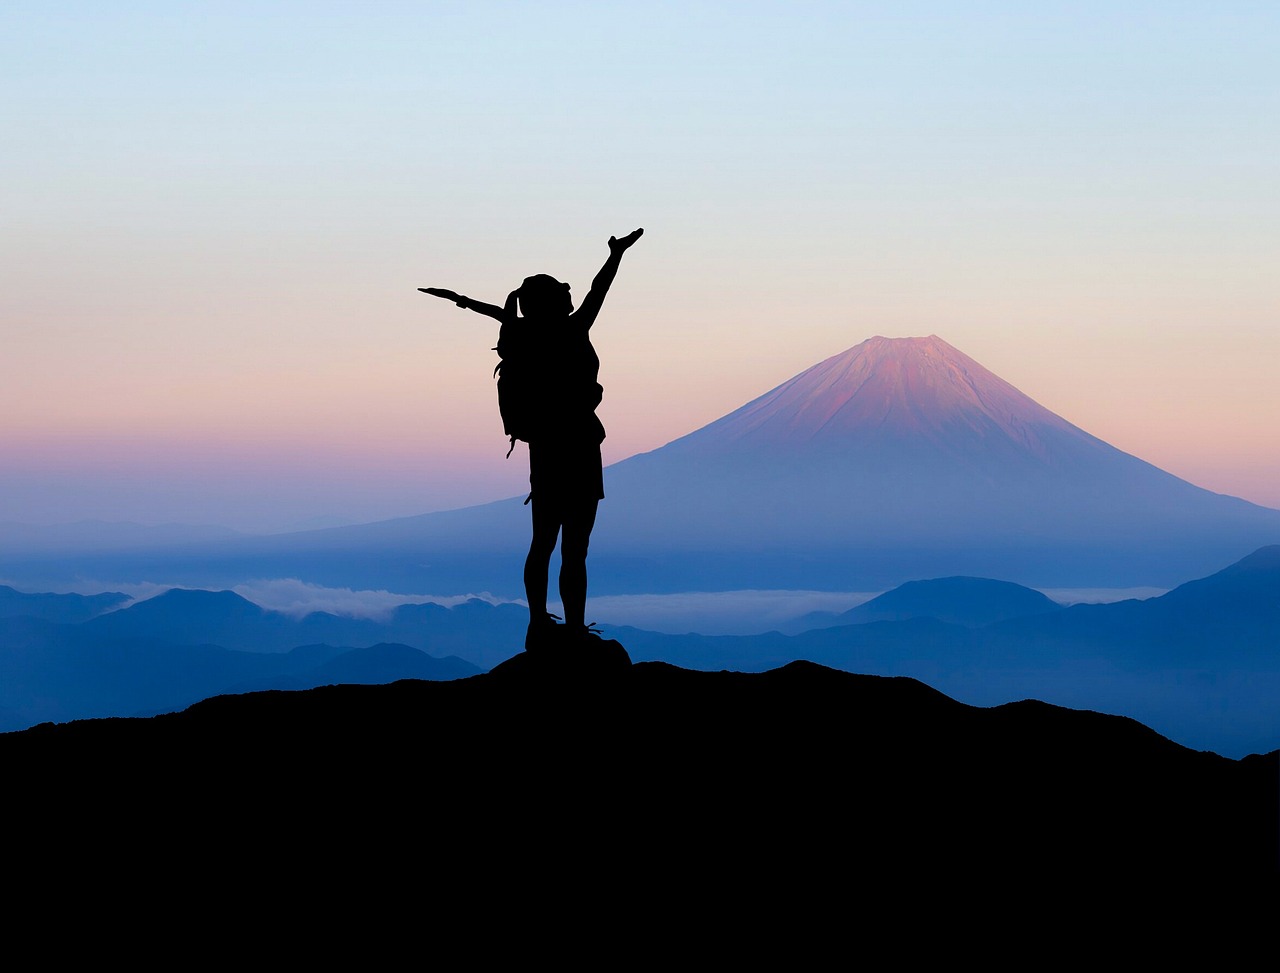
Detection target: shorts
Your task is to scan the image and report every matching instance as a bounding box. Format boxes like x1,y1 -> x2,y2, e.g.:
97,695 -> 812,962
528,438 -> 605,508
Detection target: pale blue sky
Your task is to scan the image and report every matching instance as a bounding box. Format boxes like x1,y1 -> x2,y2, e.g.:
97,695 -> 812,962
3,2 -> 1278,529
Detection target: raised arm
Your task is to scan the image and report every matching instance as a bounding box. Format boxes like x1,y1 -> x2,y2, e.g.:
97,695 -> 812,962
418,287 -> 514,324
573,228 -> 643,329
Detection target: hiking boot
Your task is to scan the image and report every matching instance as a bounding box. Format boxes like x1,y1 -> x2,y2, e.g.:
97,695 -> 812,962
562,622 -> 603,645
524,612 -> 561,652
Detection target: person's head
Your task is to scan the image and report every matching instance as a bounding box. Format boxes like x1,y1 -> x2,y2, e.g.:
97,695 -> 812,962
518,274 -> 573,319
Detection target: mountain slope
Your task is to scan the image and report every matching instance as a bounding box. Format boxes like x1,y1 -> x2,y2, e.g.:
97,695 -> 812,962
596,336 -> 1280,585
664,334 -> 1100,455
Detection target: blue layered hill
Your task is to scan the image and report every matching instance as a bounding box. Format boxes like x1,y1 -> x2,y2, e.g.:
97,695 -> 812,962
605,545 -> 1280,758
783,575 -> 1062,632
0,589 -> 489,732
80,587 -> 527,662
0,584 -> 129,622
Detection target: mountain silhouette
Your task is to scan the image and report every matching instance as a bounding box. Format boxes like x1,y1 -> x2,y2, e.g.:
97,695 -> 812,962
84,588 -> 281,645
82,588 -> 392,652
78,587 -> 527,666
814,575 -> 1061,629
0,585 -> 128,622
595,335 -> 1280,590
988,542 -> 1280,665
4,657 -> 1275,911
0,588 -> 486,730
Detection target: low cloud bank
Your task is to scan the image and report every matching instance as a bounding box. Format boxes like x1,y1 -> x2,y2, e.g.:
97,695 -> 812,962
58,578 -> 509,621
566,590 -> 881,636
52,578 -> 875,632
229,579 -> 507,621
16,577 -> 1169,633
1040,587 -> 1168,606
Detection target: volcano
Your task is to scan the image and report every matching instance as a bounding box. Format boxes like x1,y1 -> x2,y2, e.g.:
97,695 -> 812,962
665,334 -> 1089,453
591,335 -> 1280,588
15,336 -> 1280,595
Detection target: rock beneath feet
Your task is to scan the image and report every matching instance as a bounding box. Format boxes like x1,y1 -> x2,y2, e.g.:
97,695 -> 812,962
491,624 -> 632,679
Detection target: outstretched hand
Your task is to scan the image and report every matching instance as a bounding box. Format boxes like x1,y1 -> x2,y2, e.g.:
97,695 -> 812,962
419,287 -> 462,303
608,228 -> 644,254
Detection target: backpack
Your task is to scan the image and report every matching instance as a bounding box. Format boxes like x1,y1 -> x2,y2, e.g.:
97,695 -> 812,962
493,318 -> 538,457
493,319 -> 604,458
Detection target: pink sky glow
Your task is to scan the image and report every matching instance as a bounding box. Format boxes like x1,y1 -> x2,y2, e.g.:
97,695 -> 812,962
4,4 -> 1277,531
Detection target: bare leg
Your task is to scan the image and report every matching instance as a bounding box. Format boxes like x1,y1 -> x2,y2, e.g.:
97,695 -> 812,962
525,500 -> 561,622
558,499 -> 599,630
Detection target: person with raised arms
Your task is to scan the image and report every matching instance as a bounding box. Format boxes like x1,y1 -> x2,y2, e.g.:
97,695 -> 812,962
421,228 -> 643,651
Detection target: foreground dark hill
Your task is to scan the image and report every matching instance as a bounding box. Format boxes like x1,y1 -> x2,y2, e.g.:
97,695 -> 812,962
6,336 -> 1278,598
5,656 -> 1276,902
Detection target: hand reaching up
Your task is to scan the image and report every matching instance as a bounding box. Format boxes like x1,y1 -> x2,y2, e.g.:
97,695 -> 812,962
608,228 -> 644,254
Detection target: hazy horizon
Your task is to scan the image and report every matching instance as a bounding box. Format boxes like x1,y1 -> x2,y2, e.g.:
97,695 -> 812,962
0,573 -> 1171,637
5,325 -> 1280,535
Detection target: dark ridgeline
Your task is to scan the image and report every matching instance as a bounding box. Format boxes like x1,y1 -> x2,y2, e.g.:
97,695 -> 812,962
0,585 -> 130,622
4,653 -> 1276,915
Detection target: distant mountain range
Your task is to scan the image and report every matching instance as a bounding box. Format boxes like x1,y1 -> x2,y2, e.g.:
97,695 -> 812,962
608,545 -> 1280,759
0,584 -> 129,622
5,335 -> 1275,597
3,545 -> 1278,758
0,586 -> 489,732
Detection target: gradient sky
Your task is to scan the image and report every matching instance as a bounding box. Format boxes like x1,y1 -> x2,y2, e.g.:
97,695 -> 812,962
4,2 -> 1278,532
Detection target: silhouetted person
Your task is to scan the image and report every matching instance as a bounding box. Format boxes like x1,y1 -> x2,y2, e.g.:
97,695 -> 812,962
421,228 -> 643,651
